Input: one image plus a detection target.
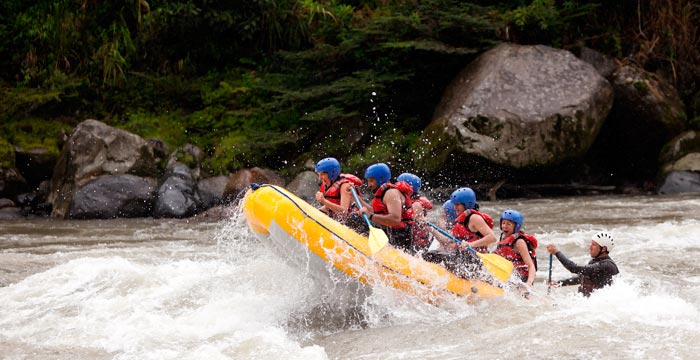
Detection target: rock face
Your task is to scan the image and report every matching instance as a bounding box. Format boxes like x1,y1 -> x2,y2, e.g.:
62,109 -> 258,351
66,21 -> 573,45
153,144 -> 204,218
198,175 -> 230,209
69,175 -> 157,219
591,65 -> 688,180
422,43 -> 614,170
153,164 -> 203,218
287,170 -> 320,203
48,120 -> 159,218
657,131 -> 700,194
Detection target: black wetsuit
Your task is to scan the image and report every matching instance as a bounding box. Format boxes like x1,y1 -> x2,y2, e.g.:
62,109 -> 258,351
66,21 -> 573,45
555,251 -> 619,297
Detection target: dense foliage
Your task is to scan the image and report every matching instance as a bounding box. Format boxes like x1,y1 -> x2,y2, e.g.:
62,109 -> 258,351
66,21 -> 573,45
1,0 -> 699,179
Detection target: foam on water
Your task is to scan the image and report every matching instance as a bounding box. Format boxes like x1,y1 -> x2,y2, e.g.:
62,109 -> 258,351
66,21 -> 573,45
1,194 -> 699,359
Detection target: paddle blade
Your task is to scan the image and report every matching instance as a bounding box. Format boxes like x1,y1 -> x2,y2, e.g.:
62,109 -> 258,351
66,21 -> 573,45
367,226 -> 389,254
477,253 -> 514,282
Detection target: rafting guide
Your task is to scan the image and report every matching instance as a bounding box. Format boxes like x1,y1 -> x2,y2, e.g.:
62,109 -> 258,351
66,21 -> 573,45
546,232 -> 620,296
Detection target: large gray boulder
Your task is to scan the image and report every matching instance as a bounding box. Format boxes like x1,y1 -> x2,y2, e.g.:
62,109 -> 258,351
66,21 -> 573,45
611,65 -> 686,140
69,174 -> 157,219
421,43 -> 614,171
48,119 -> 159,218
589,65 -> 688,181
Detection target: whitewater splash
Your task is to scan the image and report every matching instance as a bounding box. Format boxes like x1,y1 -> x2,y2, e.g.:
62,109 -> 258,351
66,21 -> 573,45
1,194 -> 699,359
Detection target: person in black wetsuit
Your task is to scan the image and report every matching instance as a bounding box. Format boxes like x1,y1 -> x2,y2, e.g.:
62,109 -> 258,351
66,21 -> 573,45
546,231 -> 619,297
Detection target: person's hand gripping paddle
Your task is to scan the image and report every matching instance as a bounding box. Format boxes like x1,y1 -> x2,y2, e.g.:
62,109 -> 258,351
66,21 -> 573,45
350,187 -> 389,255
427,222 -> 514,282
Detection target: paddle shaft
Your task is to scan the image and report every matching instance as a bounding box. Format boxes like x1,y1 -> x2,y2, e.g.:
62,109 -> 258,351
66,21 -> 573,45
427,222 -> 478,255
350,187 -> 372,227
547,253 -> 553,294
427,221 -> 514,282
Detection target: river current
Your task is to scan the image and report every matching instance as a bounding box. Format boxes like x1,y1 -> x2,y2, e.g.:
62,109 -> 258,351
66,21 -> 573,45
1,193 -> 699,359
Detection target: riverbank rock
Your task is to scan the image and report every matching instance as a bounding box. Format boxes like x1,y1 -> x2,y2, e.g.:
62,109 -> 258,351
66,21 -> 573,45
590,65 -> 687,180
199,175 -> 229,208
287,170 -> 320,203
153,164 -> 203,218
222,167 -> 285,203
48,119 -> 159,218
0,166 -> 26,200
0,206 -> 23,220
575,46 -> 617,79
420,43 -> 614,178
657,131 -> 700,194
14,146 -> 57,189
1,138 -> 28,199
69,174 -> 157,219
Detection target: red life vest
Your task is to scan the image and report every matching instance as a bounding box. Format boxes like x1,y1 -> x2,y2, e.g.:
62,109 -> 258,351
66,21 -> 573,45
371,182 -> 414,229
494,232 -> 538,278
410,196 -> 433,247
413,196 -> 433,211
320,174 -> 363,206
451,209 -> 493,253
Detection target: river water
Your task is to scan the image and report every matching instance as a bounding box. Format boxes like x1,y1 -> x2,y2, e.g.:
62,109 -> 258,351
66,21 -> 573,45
1,194 -> 699,360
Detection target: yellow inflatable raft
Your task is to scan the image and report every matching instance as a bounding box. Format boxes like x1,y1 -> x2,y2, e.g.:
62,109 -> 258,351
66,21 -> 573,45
243,184 -> 503,302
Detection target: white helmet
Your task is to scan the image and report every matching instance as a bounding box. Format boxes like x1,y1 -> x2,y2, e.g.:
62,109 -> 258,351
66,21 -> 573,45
592,232 -> 615,252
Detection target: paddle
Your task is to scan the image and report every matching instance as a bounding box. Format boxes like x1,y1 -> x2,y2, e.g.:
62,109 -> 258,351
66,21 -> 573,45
350,187 -> 389,255
547,253 -> 553,294
427,222 -> 514,282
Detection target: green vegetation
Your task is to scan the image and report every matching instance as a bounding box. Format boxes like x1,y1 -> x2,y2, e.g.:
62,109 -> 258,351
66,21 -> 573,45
1,0 -> 699,179
0,137 -> 14,169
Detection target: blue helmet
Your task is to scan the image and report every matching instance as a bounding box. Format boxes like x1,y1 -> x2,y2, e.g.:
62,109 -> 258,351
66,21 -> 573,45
450,187 -> 476,209
500,209 -> 523,232
315,157 -> 341,181
365,163 -> 391,187
397,173 -> 421,193
442,200 -> 457,224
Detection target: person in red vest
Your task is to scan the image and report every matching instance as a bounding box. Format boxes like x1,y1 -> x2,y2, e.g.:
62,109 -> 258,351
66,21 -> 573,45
356,163 -> 415,252
314,157 -> 362,222
426,187 -> 496,277
397,172 -> 433,251
493,209 -> 538,289
431,187 -> 497,252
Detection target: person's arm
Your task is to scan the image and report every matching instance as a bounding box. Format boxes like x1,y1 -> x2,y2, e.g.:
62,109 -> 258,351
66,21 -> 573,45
428,225 -> 457,248
463,215 -> 497,249
514,239 -> 536,287
557,276 -> 581,287
335,183 -> 354,214
369,188 -> 402,226
411,202 -> 425,222
555,251 -> 611,280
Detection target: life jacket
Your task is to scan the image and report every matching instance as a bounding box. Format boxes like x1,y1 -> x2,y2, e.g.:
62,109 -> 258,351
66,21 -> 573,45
371,182 -> 414,229
320,174 -> 363,205
413,195 -> 433,211
410,196 -> 433,247
494,232 -> 538,279
452,209 -> 493,253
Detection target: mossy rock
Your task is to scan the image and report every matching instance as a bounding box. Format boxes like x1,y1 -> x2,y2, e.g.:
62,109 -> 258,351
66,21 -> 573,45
0,118 -> 71,158
0,137 -> 15,169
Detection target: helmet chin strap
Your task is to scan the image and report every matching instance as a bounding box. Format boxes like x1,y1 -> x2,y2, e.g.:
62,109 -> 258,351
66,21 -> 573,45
593,247 -> 607,258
